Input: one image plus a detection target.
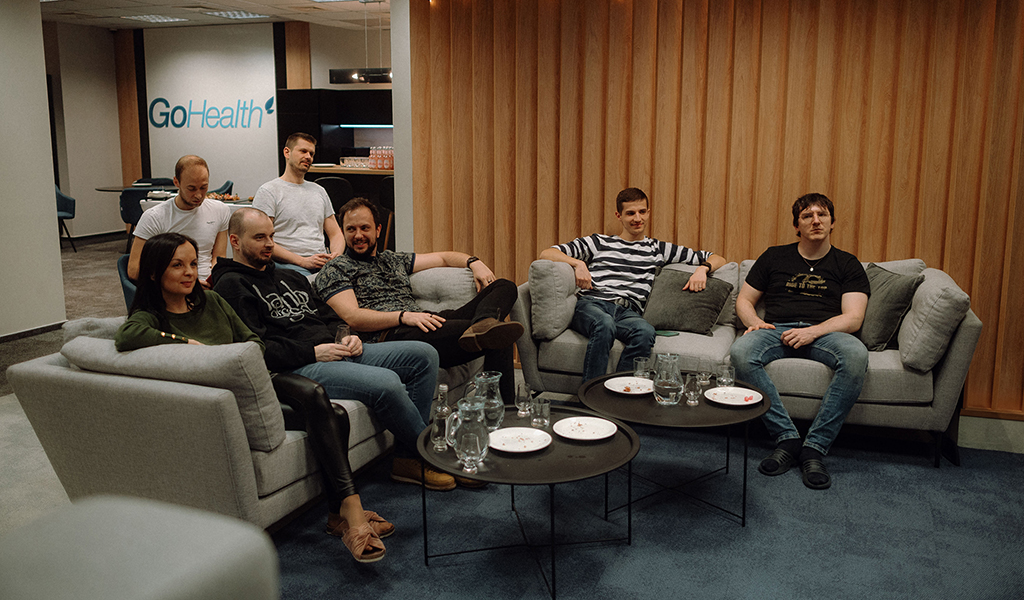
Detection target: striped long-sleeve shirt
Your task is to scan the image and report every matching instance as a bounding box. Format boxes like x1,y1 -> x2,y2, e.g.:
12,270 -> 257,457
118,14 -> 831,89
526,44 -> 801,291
554,234 -> 711,312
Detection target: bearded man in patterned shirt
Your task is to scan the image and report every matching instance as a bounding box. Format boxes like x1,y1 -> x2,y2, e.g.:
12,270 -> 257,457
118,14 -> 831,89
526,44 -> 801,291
315,197 -> 523,405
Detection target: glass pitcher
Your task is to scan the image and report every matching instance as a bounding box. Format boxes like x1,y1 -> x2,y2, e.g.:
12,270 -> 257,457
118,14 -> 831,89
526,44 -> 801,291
465,370 -> 504,431
653,353 -> 683,406
445,394 -> 490,469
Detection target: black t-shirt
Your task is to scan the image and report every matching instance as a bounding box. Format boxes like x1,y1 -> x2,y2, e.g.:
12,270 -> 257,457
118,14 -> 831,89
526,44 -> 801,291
745,243 -> 869,325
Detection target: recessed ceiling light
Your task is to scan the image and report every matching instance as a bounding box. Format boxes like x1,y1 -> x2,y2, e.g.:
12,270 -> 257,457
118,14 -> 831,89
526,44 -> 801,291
205,11 -> 269,19
121,15 -> 189,23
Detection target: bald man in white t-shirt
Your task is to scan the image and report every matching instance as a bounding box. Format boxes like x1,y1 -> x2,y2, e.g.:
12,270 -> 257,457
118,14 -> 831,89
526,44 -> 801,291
127,155 -> 230,286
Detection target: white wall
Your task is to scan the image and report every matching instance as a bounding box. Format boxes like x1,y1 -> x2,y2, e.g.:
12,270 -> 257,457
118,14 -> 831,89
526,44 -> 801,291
53,23 -> 124,236
0,0 -> 67,335
144,24 -> 278,200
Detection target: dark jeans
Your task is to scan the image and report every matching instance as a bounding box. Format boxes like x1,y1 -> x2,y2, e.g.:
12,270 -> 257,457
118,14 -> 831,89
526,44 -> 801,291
385,278 -> 519,405
272,373 -> 356,515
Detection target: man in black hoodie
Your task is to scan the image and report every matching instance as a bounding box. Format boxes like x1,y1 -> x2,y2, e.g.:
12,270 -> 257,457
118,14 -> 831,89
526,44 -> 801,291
211,207 -> 457,491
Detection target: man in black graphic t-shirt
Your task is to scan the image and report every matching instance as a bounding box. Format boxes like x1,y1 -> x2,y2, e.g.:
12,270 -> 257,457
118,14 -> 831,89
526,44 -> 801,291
731,193 -> 870,490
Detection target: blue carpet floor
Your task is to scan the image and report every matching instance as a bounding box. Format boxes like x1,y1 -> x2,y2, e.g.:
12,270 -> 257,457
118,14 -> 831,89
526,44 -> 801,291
272,423 -> 1024,600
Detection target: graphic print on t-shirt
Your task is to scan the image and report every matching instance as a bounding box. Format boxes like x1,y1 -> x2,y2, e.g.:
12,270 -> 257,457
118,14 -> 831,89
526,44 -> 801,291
784,272 -> 827,298
252,281 -> 316,322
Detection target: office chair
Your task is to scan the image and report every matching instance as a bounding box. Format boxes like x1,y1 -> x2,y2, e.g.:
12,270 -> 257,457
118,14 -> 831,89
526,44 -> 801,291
55,185 -> 77,252
119,188 -> 148,253
210,180 -> 234,195
317,177 -> 355,216
378,176 -> 395,251
117,254 -> 137,311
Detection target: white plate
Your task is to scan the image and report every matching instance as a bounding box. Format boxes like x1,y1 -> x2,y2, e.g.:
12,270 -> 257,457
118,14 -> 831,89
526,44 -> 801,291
704,386 -> 763,406
312,163 -> 336,167
488,427 -> 552,453
553,416 -> 617,441
603,376 -> 653,395
131,182 -> 152,187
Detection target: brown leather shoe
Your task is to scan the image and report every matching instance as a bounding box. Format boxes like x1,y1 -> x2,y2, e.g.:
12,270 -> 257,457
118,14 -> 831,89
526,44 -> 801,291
458,318 -> 525,352
391,457 -> 456,491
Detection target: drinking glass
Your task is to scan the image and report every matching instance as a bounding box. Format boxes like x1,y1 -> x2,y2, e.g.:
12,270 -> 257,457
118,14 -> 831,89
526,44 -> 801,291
335,324 -> 350,344
515,383 -> 532,417
455,433 -> 484,474
718,365 -> 735,387
653,353 -> 682,406
482,397 -> 504,431
531,395 -> 551,428
685,374 -> 702,406
697,358 -> 713,386
633,356 -> 652,380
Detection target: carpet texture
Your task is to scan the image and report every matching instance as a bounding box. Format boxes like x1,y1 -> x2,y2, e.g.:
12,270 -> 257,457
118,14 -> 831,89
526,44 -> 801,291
272,425 -> 1024,600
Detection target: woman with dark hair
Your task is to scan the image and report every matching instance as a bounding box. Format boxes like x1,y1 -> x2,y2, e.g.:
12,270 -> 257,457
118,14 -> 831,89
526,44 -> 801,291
114,232 -> 389,563
115,232 -> 260,350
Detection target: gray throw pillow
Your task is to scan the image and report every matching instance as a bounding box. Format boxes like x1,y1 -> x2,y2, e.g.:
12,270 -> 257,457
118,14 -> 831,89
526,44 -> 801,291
898,268 -> 971,372
642,271 -> 734,335
62,317 -> 126,343
61,337 -> 285,452
528,260 -> 578,340
858,263 -> 925,351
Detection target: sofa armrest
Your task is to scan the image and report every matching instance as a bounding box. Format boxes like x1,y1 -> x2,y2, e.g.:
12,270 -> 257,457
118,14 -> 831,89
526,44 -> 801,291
928,308 -> 983,431
511,281 -> 545,392
7,354 -> 262,524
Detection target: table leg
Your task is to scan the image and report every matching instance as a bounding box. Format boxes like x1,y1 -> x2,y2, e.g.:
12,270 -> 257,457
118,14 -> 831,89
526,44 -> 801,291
549,483 -> 556,600
627,460 -> 633,545
421,460 -> 429,565
742,421 -> 749,527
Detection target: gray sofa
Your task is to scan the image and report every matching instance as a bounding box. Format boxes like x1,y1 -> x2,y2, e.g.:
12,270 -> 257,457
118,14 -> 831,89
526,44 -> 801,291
513,259 -> 982,465
7,267 -> 483,529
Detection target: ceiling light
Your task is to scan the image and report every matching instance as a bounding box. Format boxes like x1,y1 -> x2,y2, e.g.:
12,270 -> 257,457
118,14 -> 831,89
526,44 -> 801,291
121,15 -> 189,23
206,11 -> 268,20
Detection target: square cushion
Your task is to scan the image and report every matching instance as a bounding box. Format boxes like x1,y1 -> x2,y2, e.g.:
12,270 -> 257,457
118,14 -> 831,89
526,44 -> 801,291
643,269 -> 734,335
858,263 -> 925,351
661,262 -> 740,326
409,267 -> 479,312
61,337 -> 285,452
528,260 -> 578,340
897,268 -> 971,372
765,350 -> 933,405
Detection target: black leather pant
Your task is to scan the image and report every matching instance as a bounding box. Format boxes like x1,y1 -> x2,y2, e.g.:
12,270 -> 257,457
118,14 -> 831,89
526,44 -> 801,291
387,278 -> 520,404
272,373 -> 357,513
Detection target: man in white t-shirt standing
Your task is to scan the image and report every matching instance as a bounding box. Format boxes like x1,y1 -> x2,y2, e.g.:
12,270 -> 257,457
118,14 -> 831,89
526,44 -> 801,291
251,132 -> 345,277
127,155 -> 230,287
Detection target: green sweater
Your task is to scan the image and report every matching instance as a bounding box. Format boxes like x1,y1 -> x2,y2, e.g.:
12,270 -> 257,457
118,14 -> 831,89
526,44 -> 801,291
115,291 -> 265,353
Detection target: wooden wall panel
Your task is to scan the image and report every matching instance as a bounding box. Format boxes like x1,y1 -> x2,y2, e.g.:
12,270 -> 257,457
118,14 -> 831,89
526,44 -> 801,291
409,0 -> 1024,420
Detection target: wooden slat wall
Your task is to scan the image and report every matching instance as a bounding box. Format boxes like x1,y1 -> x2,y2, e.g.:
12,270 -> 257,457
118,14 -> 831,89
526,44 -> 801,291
409,0 -> 1024,420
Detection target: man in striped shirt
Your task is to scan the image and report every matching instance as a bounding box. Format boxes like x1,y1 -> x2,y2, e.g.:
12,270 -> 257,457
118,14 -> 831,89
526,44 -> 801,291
540,187 -> 727,382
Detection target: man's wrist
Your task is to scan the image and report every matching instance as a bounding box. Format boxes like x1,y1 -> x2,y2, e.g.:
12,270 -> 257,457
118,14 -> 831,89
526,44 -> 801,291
398,311 -> 406,326
466,256 -> 480,268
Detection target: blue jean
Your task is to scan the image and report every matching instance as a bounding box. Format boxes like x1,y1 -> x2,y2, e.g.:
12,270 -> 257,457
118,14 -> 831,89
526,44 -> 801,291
729,323 -> 868,455
571,296 -> 656,383
291,340 -> 438,454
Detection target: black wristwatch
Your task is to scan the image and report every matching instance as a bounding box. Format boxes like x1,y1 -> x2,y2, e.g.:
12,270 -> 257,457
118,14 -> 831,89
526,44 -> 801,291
466,256 -> 480,268
699,261 -> 712,271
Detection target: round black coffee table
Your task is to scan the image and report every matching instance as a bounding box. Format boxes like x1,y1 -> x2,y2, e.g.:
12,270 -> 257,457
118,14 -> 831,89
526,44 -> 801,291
579,371 -> 769,526
418,405 -> 639,599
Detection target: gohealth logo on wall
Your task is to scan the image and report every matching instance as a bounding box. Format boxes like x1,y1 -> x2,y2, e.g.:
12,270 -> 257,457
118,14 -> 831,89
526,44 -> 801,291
149,96 -> 275,129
